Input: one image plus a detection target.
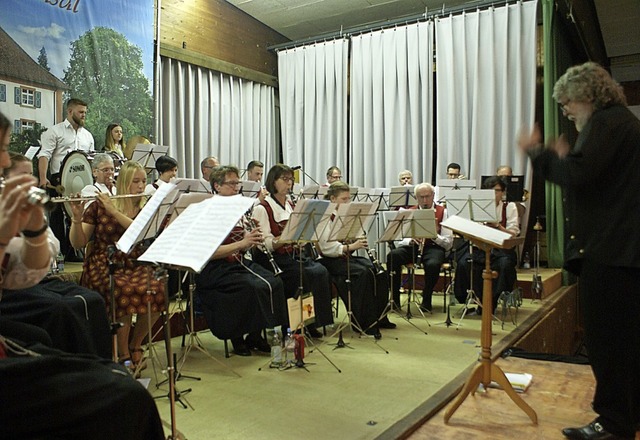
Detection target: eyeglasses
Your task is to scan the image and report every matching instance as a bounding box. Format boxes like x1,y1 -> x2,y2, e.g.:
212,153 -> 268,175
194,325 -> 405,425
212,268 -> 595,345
97,167 -> 115,173
222,181 -> 242,187
279,176 -> 294,182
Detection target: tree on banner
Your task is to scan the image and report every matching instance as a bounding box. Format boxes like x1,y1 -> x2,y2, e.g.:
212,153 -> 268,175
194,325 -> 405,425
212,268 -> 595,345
63,27 -> 153,150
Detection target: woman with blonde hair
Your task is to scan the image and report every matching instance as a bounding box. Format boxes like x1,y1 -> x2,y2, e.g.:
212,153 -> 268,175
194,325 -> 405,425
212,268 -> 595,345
70,160 -> 165,368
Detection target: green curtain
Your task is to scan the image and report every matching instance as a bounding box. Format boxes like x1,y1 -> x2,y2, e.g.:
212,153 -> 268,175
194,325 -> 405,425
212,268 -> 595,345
541,0 -> 565,269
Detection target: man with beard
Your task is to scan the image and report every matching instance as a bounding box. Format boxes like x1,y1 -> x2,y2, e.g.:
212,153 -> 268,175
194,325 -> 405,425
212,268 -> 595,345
38,98 -> 95,261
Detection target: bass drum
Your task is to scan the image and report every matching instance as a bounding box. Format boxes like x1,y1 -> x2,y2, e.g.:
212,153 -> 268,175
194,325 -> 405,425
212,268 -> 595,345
59,150 -> 94,217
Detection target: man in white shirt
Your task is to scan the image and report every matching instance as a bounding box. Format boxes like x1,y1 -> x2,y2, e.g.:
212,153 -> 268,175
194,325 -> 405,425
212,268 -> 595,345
246,160 -> 268,202
38,98 -> 94,261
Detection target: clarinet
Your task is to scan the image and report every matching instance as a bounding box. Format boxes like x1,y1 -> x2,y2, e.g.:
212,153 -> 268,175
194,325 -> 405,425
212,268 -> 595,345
365,246 -> 386,275
244,213 -> 283,276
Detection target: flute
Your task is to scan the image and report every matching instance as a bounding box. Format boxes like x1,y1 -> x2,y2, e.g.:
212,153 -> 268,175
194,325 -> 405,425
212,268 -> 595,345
50,193 -> 149,203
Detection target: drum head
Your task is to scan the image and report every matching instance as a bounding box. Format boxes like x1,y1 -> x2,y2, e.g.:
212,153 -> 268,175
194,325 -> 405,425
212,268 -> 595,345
60,151 -> 93,217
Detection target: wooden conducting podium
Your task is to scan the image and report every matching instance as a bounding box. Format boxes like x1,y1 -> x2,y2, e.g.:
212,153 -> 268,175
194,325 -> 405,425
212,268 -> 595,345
440,216 -> 537,424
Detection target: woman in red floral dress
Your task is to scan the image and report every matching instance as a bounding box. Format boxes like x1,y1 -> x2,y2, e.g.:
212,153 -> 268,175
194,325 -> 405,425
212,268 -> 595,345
70,161 -> 165,367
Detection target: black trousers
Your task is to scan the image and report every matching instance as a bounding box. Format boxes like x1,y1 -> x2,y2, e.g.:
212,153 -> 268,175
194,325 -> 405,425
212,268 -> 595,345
0,341 -> 165,440
579,259 -> 640,438
386,243 -> 446,309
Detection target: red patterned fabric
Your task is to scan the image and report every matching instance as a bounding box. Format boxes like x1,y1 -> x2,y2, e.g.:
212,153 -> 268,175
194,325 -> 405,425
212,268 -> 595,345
80,201 -> 165,318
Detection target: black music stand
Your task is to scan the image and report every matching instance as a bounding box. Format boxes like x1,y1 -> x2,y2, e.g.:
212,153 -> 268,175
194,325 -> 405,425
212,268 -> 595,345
377,209 -> 436,334
441,216 -> 535,425
325,201 -> 387,353
389,185 -> 417,209
277,199 -> 341,373
131,143 -> 170,173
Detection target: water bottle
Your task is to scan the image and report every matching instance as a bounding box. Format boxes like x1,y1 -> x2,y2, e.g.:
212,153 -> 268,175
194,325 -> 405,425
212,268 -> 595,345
269,326 -> 283,368
522,252 -> 531,269
56,252 -> 65,272
284,327 -> 295,363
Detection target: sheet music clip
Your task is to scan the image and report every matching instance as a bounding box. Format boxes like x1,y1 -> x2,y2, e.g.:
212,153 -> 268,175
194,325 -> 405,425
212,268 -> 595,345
131,143 -> 170,171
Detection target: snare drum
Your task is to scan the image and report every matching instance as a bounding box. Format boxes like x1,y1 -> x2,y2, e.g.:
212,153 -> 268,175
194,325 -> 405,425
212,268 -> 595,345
59,150 -> 94,217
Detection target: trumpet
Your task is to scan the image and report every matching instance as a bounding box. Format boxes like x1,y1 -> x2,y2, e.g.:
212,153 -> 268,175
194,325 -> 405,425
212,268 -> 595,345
245,213 -> 283,276
50,193 -> 149,203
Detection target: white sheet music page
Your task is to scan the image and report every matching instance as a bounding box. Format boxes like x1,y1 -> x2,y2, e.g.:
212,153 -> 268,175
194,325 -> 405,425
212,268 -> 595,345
138,194 -> 255,272
441,215 -> 512,247
116,182 -> 177,254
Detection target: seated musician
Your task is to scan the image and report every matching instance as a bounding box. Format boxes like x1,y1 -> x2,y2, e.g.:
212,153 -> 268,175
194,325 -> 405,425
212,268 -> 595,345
453,175 -> 519,313
386,183 -> 452,312
195,165 -> 287,356
324,166 -> 342,186
317,182 -> 395,339
0,113 -> 164,439
70,161 -> 165,369
398,169 -> 413,186
81,152 -> 117,203
144,155 -> 178,196
446,162 -> 462,179
252,164 -> 333,338
0,153 -> 111,358
246,160 -> 269,202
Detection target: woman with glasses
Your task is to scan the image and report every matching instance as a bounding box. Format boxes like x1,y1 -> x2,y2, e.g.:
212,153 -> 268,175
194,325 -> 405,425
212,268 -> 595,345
195,165 -> 287,356
252,164 -> 334,338
81,153 -> 117,204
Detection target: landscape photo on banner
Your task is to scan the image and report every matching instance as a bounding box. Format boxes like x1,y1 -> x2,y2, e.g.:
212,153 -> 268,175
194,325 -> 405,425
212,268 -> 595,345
0,0 -> 154,151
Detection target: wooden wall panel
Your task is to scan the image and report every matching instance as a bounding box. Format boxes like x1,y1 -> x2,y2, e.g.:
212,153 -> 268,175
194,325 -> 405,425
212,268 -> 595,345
160,0 -> 289,80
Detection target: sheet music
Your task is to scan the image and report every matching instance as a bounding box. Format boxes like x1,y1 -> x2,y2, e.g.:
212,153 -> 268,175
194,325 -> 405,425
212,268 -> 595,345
389,185 -> 416,208
138,195 -> 255,272
441,215 -> 513,247
378,210 -> 412,242
301,184 -> 320,199
280,199 -> 331,243
327,202 -> 377,242
168,193 -> 212,224
24,146 -> 40,160
401,209 -> 437,240
116,182 -> 177,253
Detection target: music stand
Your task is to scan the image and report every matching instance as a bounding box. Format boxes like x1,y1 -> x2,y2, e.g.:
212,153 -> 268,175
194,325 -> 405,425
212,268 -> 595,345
325,202 -> 387,353
440,216 -> 535,424
300,184 -> 320,200
240,180 -> 261,198
277,199 -> 341,373
389,185 -> 417,209
435,179 -> 477,204
377,209 -> 436,334
131,143 -> 170,172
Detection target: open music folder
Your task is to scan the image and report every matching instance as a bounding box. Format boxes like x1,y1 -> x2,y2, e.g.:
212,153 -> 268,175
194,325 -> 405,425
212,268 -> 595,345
138,195 -> 255,272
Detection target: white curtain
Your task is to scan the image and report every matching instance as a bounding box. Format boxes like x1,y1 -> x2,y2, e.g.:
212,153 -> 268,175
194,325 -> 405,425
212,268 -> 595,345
350,21 -> 434,188
435,1 -> 538,184
159,56 -> 277,179
277,39 -> 348,185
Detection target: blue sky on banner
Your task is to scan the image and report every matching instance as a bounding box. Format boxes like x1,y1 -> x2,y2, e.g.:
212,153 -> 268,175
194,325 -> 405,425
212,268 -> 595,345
0,0 -> 154,85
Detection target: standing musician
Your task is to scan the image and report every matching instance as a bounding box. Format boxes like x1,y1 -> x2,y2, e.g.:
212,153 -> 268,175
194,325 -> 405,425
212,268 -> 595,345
69,161 -> 165,369
195,165 -> 287,356
453,175 -> 519,313
316,182 -> 395,339
252,164 -> 333,338
38,98 -> 95,261
386,183 -> 452,312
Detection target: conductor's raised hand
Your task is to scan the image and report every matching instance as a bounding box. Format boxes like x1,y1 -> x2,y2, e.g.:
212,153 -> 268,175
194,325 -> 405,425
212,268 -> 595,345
517,124 -> 542,153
